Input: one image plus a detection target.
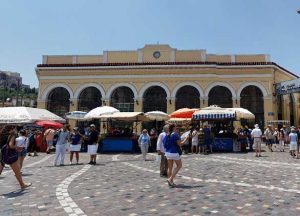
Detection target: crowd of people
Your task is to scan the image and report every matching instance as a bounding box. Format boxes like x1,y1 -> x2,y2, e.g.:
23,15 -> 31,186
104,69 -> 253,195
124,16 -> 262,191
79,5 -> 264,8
1,121 -> 299,190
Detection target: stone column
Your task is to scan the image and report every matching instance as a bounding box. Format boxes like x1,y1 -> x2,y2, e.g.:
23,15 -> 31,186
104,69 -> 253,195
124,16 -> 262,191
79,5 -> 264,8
134,97 -> 143,133
167,97 -> 175,114
68,99 -> 78,128
37,99 -> 46,109
264,96 -> 275,127
202,96 -> 208,108
232,97 -> 240,108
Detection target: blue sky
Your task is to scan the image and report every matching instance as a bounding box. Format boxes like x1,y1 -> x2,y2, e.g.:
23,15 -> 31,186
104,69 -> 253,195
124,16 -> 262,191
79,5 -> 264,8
0,0 -> 300,87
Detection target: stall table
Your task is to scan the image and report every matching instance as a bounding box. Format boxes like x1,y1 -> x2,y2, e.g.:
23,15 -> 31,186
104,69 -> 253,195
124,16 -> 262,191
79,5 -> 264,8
101,137 -> 135,153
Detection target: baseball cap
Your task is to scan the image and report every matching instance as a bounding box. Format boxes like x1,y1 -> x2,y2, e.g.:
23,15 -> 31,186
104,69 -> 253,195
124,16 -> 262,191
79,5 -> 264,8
90,124 -> 95,127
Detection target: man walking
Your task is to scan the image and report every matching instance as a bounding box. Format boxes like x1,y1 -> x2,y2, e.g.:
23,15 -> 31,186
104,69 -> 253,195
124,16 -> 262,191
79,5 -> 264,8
87,124 -> 99,165
251,124 -> 262,157
156,124 -> 169,177
44,127 -> 56,154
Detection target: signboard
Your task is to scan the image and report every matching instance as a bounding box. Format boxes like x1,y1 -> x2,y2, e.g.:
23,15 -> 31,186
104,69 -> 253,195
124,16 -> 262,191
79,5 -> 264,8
275,78 -> 300,95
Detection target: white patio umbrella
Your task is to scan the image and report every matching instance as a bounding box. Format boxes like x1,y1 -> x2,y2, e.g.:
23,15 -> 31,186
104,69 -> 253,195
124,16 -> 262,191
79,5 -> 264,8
227,108 -> 255,120
144,111 -> 170,121
0,107 -> 66,124
65,111 -> 87,120
84,106 -> 120,120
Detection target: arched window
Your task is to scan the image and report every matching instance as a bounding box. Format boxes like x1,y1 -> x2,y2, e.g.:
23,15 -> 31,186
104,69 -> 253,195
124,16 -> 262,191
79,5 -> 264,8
78,87 -> 102,112
47,87 -> 70,117
110,87 -> 134,112
175,86 -> 200,110
277,95 -> 283,121
143,86 -> 167,113
208,86 -> 232,108
289,94 -> 295,126
240,85 -> 264,126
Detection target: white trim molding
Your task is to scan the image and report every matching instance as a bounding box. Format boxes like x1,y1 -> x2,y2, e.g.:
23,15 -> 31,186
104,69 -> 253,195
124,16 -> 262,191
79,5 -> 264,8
41,83 -> 74,100
39,73 -> 273,80
73,83 -> 106,100
138,82 -> 171,98
236,82 -> 269,99
170,82 -> 204,98
204,82 -> 237,99
106,83 -> 138,99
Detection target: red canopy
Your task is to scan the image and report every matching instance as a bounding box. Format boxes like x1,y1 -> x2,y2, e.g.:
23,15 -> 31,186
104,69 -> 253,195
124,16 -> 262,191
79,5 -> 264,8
170,108 -> 200,118
35,120 -> 63,129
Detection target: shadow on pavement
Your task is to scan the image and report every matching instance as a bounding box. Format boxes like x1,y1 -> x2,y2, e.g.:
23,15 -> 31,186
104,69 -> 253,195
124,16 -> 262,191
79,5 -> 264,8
2,189 -> 28,198
173,184 -> 204,189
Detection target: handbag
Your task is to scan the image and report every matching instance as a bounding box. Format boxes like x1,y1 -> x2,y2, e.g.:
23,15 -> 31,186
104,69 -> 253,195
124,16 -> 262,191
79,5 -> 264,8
1,144 -> 18,165
176,144 -> 183,155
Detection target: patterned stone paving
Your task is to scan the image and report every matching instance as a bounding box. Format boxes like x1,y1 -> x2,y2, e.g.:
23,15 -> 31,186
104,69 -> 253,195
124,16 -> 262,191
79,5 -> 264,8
1,145 -> 300,215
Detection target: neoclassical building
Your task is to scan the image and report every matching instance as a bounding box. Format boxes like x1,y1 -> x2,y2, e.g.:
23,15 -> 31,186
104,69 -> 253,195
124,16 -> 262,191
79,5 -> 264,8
36,44 -> 299,128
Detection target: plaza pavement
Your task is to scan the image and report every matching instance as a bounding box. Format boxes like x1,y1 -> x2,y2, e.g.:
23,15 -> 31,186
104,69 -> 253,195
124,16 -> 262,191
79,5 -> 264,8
1,145 -> 300,216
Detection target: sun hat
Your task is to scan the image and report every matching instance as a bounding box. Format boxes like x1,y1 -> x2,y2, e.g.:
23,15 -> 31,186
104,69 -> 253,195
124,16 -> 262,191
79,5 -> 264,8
254,124 -> 259,128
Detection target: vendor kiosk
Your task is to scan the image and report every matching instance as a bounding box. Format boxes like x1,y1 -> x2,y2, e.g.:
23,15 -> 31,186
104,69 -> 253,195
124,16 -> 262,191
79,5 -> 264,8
193,106 -> 255,152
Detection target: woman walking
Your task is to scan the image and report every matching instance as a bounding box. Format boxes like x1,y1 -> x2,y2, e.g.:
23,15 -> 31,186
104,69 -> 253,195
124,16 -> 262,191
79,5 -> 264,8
69,127 -> 83,165
15,129 -> 29,171
138,129 -> 151,160
54,124 -> 70,166
191,126 -> 199,154
163,124 -> 189,187
0,125 -> 31,189
289,128 -> 298,158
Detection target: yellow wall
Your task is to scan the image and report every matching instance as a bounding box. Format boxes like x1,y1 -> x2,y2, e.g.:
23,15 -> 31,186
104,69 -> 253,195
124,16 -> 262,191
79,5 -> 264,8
37,44 -> 299,127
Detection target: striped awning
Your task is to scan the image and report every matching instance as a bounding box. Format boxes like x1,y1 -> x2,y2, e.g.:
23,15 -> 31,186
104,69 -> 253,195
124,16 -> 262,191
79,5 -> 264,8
193,110 -> 235,120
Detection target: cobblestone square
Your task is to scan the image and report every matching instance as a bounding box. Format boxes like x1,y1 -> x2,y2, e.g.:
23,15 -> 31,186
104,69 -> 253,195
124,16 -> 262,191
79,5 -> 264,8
1,145 -> 300,216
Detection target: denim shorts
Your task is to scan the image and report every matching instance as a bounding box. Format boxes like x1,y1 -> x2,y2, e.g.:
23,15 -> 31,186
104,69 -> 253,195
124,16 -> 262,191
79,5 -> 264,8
18,148 -> 27,157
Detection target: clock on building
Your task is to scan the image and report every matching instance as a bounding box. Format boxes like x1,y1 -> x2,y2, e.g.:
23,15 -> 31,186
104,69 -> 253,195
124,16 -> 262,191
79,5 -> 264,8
153,51 -> 161,59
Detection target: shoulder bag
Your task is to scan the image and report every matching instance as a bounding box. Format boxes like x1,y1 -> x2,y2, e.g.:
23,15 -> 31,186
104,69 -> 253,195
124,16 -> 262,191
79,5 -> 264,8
1,136 -> 18,165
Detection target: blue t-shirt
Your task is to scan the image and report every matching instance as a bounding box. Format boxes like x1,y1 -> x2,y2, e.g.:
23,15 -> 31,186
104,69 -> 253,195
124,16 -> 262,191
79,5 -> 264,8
71,134 -> 81,145
203,128 -> 211,140
163,132 -> 180,153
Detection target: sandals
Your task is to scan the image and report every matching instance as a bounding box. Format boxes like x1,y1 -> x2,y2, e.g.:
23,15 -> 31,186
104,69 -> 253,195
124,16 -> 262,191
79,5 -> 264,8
167,179 -> 176,187
21,182 -> 32,190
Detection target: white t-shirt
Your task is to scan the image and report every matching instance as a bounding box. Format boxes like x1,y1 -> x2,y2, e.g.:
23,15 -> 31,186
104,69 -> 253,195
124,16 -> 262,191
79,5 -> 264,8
251,128 -> 262,138
16,136 -> 29,148
56,130 -> 70,145
156,132 -> 166,153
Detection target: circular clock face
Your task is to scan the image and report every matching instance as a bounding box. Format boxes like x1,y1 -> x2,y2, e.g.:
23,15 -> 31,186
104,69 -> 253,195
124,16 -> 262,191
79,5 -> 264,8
153,51 -> 161,59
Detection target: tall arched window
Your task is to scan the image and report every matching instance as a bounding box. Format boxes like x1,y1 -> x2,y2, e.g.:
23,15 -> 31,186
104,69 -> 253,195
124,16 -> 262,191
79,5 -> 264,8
208,86 -> 232,108
277,95 -> 283,121
78,87 -> 102,112
175,86 -> 200,110
110,87 -> 134,112
47,87 -> 70,117
143,86 -> 167,113
240,85 -> 264,126
289,94 -> 295,126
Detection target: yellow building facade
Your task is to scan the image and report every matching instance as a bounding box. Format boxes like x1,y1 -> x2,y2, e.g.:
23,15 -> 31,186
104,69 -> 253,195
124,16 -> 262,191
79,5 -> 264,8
36,44 -> 299,129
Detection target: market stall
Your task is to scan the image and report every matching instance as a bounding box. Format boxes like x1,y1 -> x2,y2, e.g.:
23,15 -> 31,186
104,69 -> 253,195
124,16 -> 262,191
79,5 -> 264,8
193,106 -> 255,152
99,112 -> 149,152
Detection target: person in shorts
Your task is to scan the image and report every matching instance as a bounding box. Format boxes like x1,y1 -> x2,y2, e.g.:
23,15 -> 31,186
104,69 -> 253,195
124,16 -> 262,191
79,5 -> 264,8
69,127 -> 84,165
163,124 -> 189,187
44,127 -> 56,154
289,127 -> 298,158
251,124 -> 262,157
16,129 -> 29,171
87,124 -> 99,165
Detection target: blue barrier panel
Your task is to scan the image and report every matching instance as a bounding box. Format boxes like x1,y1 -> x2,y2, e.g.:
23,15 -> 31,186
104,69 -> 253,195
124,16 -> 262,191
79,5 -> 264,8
213,138 -> 233,151
102,138 -> 133,152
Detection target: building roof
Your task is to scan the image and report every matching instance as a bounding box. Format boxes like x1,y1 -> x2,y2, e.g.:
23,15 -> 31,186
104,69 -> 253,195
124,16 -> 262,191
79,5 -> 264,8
36,61 -> 298,78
